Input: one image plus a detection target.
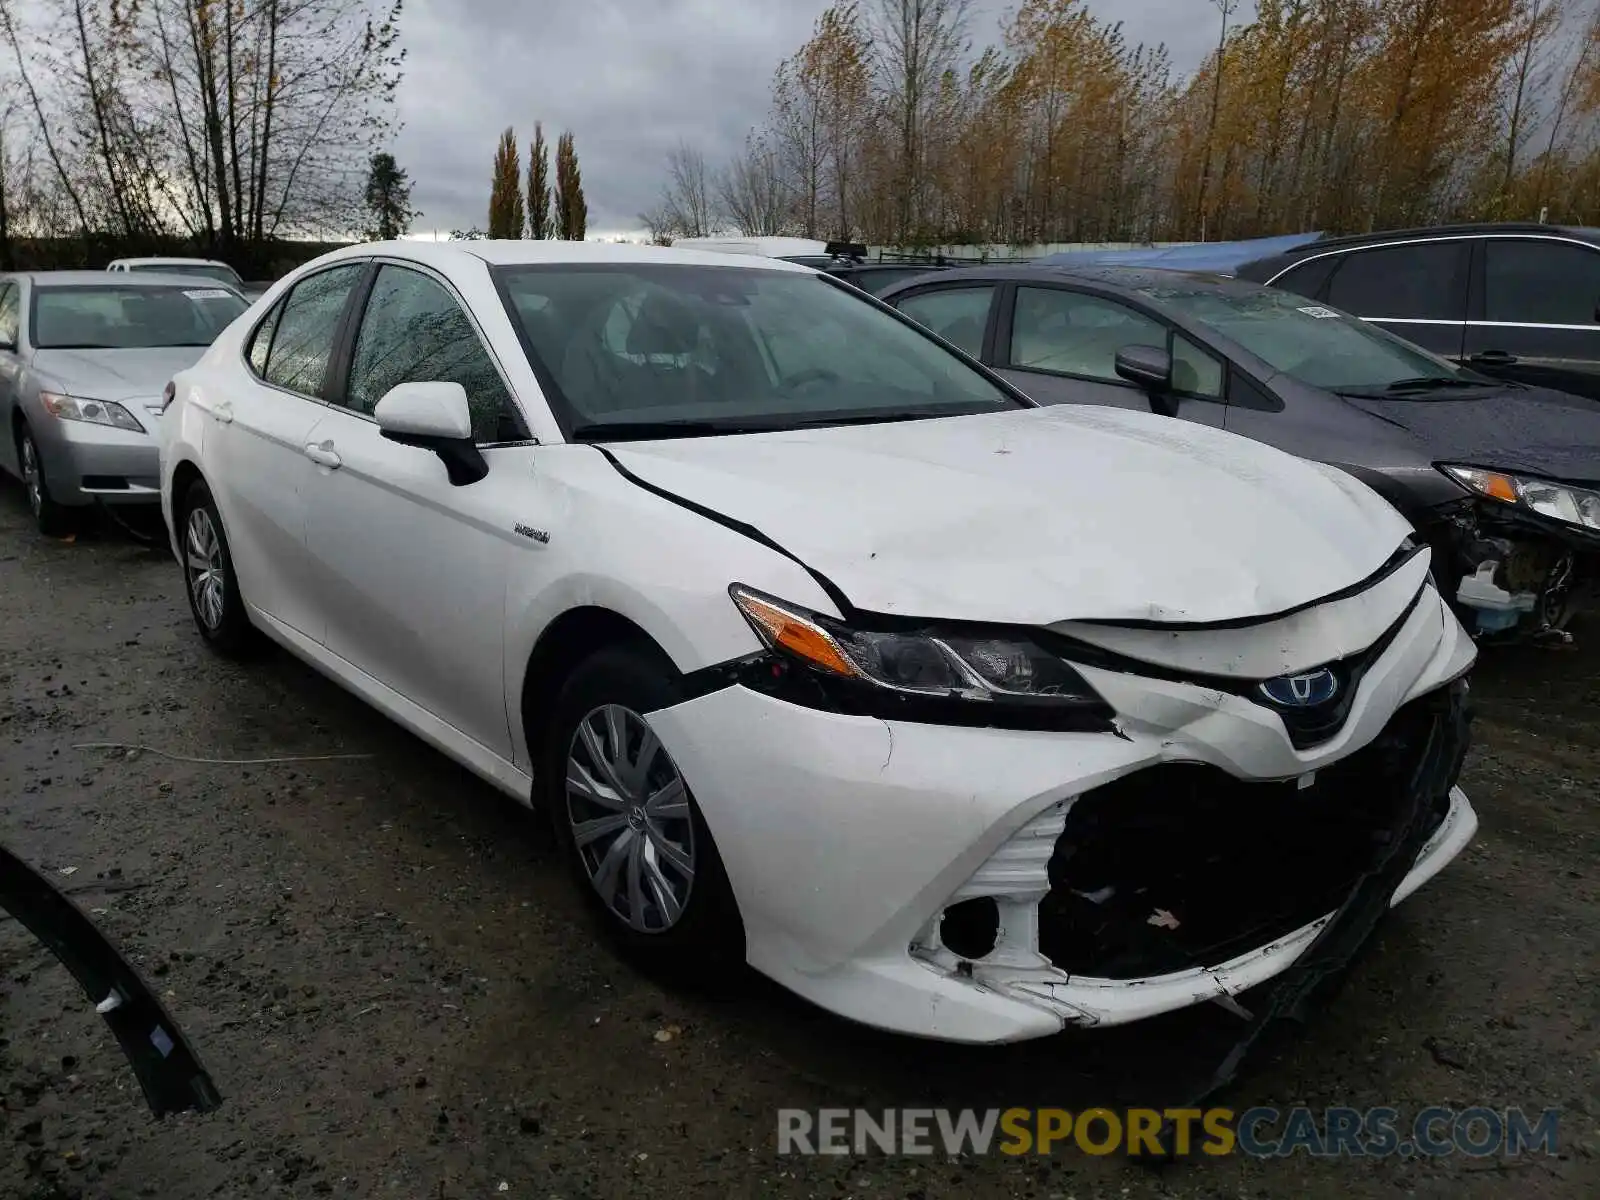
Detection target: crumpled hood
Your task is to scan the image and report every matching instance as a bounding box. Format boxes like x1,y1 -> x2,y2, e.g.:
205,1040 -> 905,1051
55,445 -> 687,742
31,347 -> 209,403
607,405 -> 1413,625
1340,386 -> 1600,485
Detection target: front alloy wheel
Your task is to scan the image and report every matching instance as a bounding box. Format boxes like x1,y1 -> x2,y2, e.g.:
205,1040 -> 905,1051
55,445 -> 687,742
17,427 -> 72,536
178,478 -> 253,655
565,703 -> 696,933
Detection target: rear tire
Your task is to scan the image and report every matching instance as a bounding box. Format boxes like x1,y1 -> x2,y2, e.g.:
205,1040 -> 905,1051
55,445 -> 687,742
539,643 -> 744,976
178,478 -> 255,656
16,424 -> 75,538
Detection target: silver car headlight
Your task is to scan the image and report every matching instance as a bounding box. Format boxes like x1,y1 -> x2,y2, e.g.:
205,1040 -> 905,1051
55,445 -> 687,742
1441,464 -> 1600,533
41,392 -> 146,434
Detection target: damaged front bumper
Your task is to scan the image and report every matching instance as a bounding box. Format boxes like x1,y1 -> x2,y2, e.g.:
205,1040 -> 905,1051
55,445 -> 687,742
1433,501 -> 1600,638
647,575 -> 1477,1045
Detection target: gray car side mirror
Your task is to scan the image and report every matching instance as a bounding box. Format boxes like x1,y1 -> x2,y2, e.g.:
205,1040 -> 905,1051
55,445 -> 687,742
1114,345 -> 1179,417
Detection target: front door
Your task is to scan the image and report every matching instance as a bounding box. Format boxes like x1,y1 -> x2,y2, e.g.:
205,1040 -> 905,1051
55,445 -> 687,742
301,261 -> 540,761
992,284 -> 1227,428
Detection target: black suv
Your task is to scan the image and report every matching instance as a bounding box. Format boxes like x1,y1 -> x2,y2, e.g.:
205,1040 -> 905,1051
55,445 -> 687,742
1236,223 -> 1600,401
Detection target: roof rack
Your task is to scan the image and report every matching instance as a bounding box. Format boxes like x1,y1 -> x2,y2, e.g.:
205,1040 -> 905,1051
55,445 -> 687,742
1285,220 -> 1571,255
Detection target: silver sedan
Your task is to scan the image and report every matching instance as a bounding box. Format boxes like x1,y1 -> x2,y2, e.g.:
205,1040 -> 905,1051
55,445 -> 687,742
0,271 -> 250,534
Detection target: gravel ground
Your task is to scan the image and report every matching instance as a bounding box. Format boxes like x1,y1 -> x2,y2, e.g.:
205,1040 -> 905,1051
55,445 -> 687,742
2,488 -> 1597,1200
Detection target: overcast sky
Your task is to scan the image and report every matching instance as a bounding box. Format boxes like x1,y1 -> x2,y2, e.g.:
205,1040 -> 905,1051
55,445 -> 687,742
393,0 -> 1239,239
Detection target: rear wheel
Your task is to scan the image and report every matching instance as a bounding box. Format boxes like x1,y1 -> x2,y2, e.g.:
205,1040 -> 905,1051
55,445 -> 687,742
16,424 -> 75,537
179,478 -> 255,655
540,644 -> 743,975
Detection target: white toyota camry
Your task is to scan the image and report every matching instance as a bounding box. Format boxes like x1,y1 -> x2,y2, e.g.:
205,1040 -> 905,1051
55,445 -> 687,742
157,241 -> 1478,1045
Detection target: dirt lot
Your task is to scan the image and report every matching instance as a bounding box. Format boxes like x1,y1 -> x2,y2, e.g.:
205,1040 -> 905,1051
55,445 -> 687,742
1,488 -> 1597,1200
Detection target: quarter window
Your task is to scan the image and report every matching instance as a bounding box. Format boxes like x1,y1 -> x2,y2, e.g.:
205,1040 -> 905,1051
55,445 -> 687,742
0,284 -> 19,346
345,265 -> 527,443
1324,242 -> 1466,320
246,301 -> 282,376
1008,288 -> 1167,382
1483,239 -> 1600,325
262,264 -> 364,396
894,286 -> 996,357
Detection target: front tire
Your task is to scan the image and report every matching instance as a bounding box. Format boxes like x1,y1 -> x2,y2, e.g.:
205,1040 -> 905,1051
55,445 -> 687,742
178,478 -> 254,655
16,424 -> 75,537
540,644 -> 744,975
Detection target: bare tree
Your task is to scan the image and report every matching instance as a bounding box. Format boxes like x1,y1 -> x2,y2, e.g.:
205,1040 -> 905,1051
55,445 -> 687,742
716,133 -> 788,235
657,140 -> 719,237
870,0 -> 972,241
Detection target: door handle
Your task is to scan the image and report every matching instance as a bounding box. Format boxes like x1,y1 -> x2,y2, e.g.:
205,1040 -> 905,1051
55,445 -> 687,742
303,440 -> 342,469
1469,349 -> 1518,366
212,400 -> 234,424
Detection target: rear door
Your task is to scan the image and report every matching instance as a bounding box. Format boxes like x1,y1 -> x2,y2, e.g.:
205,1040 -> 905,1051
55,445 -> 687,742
1464,235 -> 1600,400
989,283 -> 1227,428
1320,239 -> 1471,362
197,261 -> 367,641
890,282 -> 999,360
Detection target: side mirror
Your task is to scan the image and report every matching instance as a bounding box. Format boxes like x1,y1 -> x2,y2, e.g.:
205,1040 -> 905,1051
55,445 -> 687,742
374,381 -> 487,487
1114,344 -> 1178,417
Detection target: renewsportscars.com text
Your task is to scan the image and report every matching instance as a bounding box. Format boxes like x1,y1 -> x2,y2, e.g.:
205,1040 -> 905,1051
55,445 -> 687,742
776,1105 -> 1560,1158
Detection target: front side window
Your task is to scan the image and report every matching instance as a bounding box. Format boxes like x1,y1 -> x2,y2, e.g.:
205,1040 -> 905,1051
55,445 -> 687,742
30,285 -> 249,350
493,265 -> 1019,438
1484,239 -> 1600,325
1324,242 -> 1466,320
261,264 -> 364,396
1143,282 -> 1467,393
1008,287 -> 1168,382
894,286 -> 995,357
345,265 -> 527,443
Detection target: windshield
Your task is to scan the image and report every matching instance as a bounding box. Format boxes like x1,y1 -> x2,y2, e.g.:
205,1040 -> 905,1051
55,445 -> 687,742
130,262 -> 242,286
494,264 -> 1020,438
32,285 -> 249,349
1140,284 -> 1471,393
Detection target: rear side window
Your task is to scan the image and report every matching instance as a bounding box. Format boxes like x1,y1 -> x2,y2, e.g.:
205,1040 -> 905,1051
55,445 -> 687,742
261,264 -> 364,396
1324,242 -> 1466,320
1267,255 -> 1339,300
894,286 -> 995,357
1483,239 -> 1600,325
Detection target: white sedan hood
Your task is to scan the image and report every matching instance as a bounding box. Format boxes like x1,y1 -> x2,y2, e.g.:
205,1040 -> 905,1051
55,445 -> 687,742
607,405 -> 1413,626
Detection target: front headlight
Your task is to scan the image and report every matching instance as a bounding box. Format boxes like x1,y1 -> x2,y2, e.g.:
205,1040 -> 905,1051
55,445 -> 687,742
40,392 -> 145,433
1441,464 -> 1600,533
728,585 -> 1111,727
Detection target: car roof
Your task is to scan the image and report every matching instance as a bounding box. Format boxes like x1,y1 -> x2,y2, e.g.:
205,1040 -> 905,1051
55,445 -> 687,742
883,262 -> 1257,296
306,238 -> 818,274
1257,221 -> 1600,260
6,269 -> 246,291
110,256 -> 234,267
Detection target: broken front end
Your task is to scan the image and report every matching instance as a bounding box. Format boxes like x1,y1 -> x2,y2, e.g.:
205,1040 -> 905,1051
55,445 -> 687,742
1432,466 -> 1600,641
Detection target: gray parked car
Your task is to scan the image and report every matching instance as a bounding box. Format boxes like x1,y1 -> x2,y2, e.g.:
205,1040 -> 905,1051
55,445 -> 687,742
0,271 -> 249,534
876,264 -> 1600,639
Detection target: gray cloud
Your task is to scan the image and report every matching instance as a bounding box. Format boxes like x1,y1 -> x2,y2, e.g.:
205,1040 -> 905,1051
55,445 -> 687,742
393,0 -> 1237,237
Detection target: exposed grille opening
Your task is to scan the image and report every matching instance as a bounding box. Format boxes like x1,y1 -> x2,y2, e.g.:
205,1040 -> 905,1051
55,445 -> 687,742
940,897 -> 999,959
81,475 -> 129,490
1038,697 -> 1456,980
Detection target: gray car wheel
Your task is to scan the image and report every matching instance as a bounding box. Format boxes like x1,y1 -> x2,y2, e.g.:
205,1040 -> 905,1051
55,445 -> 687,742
16,425 -> 74,537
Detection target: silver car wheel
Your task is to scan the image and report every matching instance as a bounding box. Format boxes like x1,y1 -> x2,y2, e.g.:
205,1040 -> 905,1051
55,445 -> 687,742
566,703 -> 696,933
20,434 -> 42,517
185,507 -> 227,631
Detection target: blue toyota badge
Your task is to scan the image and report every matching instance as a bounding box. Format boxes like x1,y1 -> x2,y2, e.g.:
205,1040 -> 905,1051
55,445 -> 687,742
1258,667 -> 1340,707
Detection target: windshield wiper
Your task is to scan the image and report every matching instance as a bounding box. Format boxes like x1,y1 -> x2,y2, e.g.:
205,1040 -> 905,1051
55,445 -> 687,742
568,408 -> 985,442
567,419 -> 774,442
1382,377 -> 1484,392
